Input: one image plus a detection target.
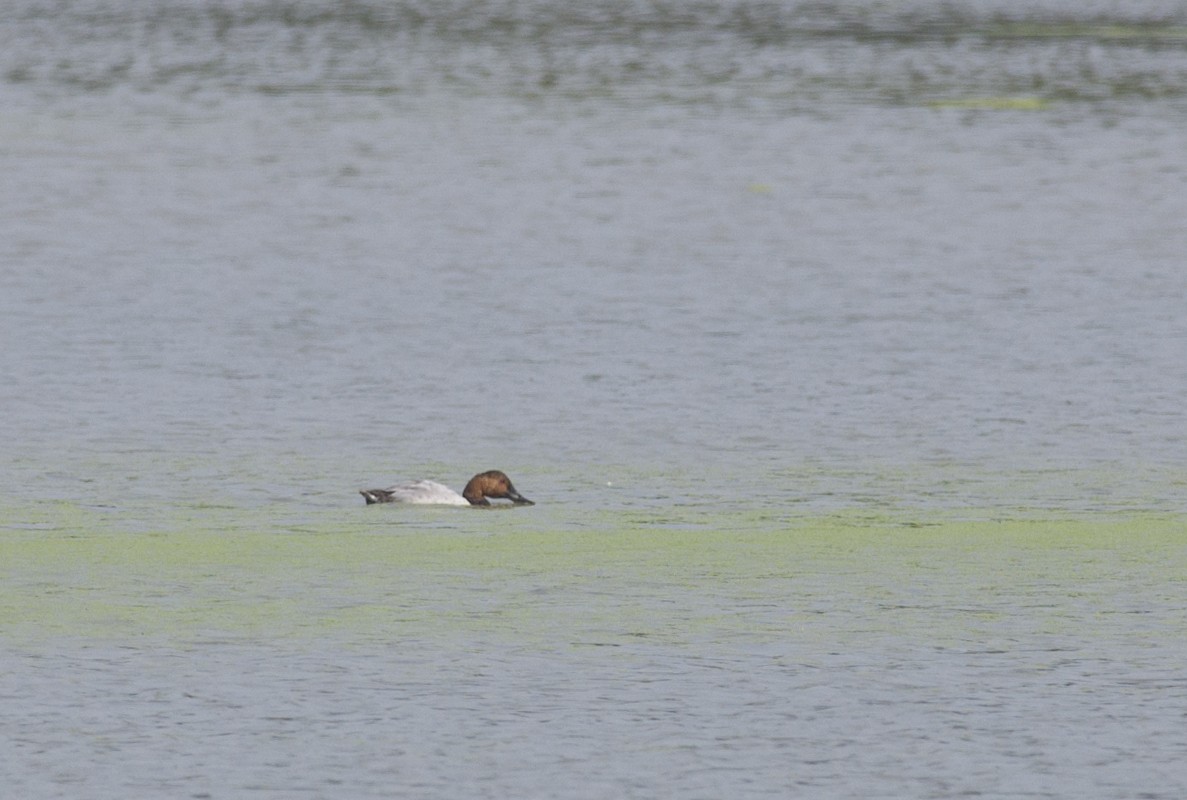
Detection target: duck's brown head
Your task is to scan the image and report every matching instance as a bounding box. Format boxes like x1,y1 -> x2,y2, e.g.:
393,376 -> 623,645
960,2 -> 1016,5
461,470 -> 534,506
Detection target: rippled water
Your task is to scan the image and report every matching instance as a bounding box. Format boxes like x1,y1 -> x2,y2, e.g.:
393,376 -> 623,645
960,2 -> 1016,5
5,515 -> 1187,798
3,1 -> 1187,797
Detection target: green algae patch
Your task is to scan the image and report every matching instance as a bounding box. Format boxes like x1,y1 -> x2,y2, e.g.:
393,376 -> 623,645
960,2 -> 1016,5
3,505 -> 1185,649
983,22 -> 1187,43
929,96 -> 1050,111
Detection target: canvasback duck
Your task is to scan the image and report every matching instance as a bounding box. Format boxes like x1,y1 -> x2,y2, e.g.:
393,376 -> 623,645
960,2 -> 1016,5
360,470 -> 534,507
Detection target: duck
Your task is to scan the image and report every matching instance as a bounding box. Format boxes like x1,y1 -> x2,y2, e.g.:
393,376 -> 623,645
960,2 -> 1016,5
360,470 -> 534,507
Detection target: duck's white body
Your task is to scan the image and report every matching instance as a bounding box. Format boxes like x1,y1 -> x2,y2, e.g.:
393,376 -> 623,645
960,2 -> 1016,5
374,479 -> 470,506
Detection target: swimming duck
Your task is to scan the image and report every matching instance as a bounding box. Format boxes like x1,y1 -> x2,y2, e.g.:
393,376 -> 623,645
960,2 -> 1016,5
360,470 -> 534,507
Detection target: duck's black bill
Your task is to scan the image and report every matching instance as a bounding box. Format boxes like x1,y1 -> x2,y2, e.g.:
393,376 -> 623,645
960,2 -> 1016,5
509,493 -> 535,506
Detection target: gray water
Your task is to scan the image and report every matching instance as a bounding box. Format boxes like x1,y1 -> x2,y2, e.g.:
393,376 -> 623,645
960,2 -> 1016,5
3,1 -> 1187,797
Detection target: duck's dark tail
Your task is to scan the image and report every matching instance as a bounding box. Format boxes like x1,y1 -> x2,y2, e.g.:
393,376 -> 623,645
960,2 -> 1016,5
360,489 -> 395,505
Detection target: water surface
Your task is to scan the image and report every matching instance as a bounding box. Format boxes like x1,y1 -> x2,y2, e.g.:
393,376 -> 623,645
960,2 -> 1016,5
3,1 -> 1187,797
4,508 -> 1187,798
